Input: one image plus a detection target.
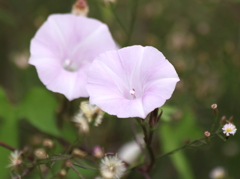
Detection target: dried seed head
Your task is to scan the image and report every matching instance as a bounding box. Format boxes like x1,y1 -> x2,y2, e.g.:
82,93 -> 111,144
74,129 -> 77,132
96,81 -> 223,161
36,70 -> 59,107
100,154 -> 126,179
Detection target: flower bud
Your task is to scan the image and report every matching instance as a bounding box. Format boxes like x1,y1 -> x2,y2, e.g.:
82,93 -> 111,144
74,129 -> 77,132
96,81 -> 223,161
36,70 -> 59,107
93,146 -> 104,158
43,138 -> 54,149
204,131 -> 211,137
204,131 -> 211,143
72,0 -> 89,16
65,160 -> 73,168
228,116 -> 233,123
149,108 -> 162,128
34,148 -> 48,159
220,116 -> 226,126
72,148 -> 87,158
58,169 -> 67,178
211,103 -> 218,116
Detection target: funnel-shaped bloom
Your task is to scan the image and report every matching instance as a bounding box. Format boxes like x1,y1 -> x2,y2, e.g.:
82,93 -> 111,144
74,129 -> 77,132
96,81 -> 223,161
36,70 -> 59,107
87,45 -> 179,118
29,14 -> 117,100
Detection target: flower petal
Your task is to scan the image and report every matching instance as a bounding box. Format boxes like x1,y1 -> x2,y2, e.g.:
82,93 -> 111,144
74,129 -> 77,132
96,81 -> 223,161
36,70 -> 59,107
87,45 -> 179,118
30,14 -> 117,100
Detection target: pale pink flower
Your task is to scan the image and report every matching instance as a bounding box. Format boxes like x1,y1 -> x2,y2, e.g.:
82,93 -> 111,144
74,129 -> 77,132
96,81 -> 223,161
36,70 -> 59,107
29,14 -> 117,100
87,45 -> 179,118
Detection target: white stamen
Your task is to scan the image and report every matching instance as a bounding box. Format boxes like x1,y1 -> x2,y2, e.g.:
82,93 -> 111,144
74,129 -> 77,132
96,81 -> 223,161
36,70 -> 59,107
63,59 -> 78,72
130,89 -> 136,99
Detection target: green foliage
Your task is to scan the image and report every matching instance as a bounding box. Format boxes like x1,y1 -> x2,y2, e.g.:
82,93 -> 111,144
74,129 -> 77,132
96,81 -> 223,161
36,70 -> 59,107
159,107 -> 202,179
18,87 -> 60,136
0,86 -> 60,178
0,87 -> 18,179
0,8 -> 16,27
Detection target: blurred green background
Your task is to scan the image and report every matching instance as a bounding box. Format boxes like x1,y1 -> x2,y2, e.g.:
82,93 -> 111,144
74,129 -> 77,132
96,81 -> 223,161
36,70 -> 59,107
0,0 -> 240,178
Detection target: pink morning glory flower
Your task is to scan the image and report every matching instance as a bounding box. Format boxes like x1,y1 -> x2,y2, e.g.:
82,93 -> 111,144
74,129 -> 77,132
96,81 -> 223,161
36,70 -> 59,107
86,45 -> 180,118
29,14 -> 117,100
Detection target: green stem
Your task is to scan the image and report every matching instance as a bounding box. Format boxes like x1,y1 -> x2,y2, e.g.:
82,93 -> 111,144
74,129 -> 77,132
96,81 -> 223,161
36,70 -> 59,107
210,114 -> 218,134
110,4 -> 128,37
136,119 -> 148,142
125,0 -> 139,46
136,118 -> 155,172
156,132 -> 222,159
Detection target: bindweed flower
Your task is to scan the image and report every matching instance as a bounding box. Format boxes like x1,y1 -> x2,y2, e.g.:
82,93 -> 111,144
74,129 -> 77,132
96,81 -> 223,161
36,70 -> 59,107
222,123 -> 237,136
87,45 -> 180,118
7,150 -> 22,169
100,154 -> 126,179
29,14 -> 117,100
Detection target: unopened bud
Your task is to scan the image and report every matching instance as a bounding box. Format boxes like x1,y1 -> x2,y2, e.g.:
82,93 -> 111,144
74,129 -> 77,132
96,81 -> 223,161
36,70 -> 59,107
34,148 -> 48,159
211,104 -> 218,115
65,160 -> 73,168
220,116 -> 226,126
58,169 -> 67,178
149,108 -> 162,128
72,0 -> 89,16
93,146 -> 104,158
228,116 -> 233,123
22,146 -> 31,156
43,138 -> 54,149
204,131 -> 211,137
72,148 -> 87,158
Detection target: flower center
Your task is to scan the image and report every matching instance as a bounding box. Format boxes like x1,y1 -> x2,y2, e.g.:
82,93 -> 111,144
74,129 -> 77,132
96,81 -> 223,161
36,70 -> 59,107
63,59 -> 78,72
226,128 -> 233,133
129,89 -> 136,99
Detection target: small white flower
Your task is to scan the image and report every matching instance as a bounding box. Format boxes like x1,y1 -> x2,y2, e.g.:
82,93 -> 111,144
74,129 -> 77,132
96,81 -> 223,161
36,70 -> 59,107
100,155 -> 126,179
80,101 -> 99,123
72,112 -> 90,134
7,150 -> 22,169
209,166 -> 225,179
118,134 -> 144,164
94,110 -> 104,127
222,123 -> 237,136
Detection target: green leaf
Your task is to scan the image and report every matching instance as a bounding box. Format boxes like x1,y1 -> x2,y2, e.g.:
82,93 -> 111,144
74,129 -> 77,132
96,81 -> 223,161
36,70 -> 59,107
18,87 -> 60,136
159,107 -> 202,179
0,87 -> 18,178
160,105 -> 177,122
